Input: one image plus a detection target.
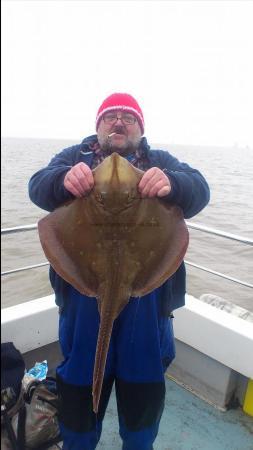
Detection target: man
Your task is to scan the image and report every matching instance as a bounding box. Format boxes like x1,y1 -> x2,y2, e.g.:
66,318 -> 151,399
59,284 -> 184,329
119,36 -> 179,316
29,93 -> 210,450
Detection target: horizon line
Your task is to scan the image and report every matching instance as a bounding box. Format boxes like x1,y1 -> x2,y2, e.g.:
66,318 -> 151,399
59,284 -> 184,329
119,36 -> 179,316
1,135 -> 252,151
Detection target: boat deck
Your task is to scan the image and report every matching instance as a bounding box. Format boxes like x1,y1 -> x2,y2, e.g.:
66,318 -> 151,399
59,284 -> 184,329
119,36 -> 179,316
51,375 -> 253,450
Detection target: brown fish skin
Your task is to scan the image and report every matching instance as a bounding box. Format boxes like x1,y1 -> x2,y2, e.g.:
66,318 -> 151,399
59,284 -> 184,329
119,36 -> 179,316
91,240 -> 136,413
37,152 -> 189,414
92,315 -> 113,414
92,251 -> 131,413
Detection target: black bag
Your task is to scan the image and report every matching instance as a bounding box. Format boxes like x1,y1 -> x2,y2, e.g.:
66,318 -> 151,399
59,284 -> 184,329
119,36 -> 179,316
12,377 -> 61,449
1,342 -> 26,450
1,343 -> 61,450
1,342 -> 26,414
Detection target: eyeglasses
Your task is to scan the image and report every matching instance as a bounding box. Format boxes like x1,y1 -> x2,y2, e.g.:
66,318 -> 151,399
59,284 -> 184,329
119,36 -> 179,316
103,112 -> 137,125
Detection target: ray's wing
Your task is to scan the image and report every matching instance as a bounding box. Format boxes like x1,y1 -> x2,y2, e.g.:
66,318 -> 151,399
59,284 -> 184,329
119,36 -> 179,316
38,197 -> 101,297
129,198 -> 189,297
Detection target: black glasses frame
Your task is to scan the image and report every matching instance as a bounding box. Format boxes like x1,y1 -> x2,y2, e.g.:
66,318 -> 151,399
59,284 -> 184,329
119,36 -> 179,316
103,113 -> 137,125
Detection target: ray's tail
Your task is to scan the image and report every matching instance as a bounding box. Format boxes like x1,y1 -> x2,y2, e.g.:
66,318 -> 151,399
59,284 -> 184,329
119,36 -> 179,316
92,310 -> 114,413
92,241 -> 130,413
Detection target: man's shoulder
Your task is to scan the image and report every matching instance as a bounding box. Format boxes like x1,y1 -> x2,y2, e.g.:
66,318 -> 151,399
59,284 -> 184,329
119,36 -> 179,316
149,147 -> 170,156
142,138 -> 169,154
81,134 -> 98,148
61,135 -> 97,154
148,147 -> 175,164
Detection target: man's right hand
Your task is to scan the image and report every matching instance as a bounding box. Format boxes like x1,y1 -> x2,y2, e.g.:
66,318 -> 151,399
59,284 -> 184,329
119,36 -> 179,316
63,162 -> 94,197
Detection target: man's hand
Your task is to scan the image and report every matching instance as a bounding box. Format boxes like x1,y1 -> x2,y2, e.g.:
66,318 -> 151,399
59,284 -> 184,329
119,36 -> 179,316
64,162 -> 94,197
138,167 -> 171,198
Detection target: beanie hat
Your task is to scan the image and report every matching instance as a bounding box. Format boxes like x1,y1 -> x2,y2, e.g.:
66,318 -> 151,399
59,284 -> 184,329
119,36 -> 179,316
96,93 -> 144,134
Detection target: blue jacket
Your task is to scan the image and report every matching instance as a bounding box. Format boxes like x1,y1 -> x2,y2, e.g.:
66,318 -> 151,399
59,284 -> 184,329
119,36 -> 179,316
29,135 -> 210,314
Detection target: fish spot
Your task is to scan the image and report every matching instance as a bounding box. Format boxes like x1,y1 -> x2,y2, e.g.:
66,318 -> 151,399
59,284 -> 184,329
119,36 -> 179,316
150,218 -> 157,226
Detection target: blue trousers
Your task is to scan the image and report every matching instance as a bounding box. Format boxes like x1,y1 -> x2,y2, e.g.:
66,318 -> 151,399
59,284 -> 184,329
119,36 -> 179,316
56,286 -> 175,450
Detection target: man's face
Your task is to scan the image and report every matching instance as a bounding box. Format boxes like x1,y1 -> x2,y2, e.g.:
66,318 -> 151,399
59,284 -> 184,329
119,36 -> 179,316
97,110 -> 142,154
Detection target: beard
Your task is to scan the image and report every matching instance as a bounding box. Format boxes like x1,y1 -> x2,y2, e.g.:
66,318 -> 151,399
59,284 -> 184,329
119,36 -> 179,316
97,126 -> 142,155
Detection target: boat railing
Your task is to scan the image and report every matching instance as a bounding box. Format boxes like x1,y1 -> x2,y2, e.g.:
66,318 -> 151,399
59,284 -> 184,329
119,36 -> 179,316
1,222 -> 253,289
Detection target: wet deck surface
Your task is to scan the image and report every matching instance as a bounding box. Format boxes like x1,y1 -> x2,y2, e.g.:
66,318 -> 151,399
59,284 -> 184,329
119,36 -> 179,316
52,376 -> 253,450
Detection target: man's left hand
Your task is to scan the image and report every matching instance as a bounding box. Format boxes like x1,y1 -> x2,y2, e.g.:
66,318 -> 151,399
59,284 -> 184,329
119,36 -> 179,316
138,167 -> 171,198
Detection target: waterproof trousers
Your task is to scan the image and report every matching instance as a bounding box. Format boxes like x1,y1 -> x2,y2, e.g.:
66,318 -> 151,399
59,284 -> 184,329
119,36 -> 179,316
56,286 -> 175,450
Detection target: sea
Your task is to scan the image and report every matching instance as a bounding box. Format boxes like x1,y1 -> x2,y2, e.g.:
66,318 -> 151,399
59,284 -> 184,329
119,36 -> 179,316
1,137 -> 253,314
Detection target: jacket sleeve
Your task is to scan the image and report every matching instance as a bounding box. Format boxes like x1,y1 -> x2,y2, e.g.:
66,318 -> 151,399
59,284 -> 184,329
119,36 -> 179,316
159,151 -> 210,219
28,146 -> 77,212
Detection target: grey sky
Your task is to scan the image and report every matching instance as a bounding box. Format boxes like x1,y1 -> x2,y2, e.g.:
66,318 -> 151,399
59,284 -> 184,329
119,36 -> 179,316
2,1 -> 253,146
